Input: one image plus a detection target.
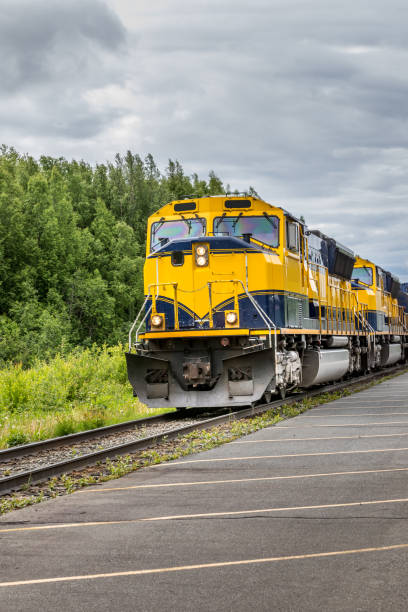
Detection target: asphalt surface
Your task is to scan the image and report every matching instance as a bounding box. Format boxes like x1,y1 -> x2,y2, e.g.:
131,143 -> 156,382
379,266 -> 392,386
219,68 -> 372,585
1,373 -> 408,611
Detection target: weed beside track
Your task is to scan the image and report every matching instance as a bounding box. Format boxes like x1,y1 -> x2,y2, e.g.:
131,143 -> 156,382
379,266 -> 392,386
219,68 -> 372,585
0,389 -> 351,515
0,344 -> 173,448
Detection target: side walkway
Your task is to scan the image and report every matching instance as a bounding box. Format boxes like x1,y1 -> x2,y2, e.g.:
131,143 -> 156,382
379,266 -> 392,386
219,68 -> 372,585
1,373 -> 408,611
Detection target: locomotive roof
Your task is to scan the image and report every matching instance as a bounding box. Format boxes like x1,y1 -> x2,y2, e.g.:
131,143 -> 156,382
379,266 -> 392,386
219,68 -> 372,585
154,194 -> 299,219
355,255 -> 400,282
150,195 -> 401,282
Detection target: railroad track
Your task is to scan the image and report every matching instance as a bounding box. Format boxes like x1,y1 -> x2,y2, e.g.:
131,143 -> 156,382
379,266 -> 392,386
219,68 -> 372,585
1,364 -> 407,496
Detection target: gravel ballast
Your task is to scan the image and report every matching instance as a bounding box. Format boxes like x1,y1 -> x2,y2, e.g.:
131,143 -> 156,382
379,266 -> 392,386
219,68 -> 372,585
0,418 -> 203,479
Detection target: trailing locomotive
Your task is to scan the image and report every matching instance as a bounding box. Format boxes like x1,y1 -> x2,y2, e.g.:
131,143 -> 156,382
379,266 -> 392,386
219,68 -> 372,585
126,195 -> 408,408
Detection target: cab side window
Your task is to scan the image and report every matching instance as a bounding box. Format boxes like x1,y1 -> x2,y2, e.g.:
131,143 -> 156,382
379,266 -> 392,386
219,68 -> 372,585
376,267 -> 384,291
286,220 -> 299,252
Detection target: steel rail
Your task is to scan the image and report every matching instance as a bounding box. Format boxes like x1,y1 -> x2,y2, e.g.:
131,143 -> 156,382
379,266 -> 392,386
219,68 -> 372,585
0,364 -> 407,496
0,412 -> 180,462
0,404 -> 227,462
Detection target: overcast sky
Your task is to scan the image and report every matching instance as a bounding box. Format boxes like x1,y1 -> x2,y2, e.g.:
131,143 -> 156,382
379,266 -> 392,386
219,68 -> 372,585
1,0 -> 408,279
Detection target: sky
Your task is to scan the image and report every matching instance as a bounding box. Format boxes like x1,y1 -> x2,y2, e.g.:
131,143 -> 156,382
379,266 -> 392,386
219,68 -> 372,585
1,0 -> 408,279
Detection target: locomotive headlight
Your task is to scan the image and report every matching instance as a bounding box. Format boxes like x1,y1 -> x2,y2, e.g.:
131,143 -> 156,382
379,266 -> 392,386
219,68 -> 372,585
151,314 -> 164,328
226,311 -> 238,325
194,244 -> 208,266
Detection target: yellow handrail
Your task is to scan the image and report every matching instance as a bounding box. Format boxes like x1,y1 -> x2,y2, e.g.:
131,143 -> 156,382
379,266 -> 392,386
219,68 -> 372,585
173,284 -> 179,330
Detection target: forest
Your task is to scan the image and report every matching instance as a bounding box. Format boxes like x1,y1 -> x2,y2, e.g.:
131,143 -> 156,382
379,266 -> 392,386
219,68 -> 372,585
0,146 -> 234,367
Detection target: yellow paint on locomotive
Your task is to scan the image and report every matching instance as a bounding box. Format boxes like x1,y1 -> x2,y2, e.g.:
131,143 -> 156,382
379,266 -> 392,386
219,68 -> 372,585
351,256 -> 405,334
140,195 -> 405,339
144,196 -> 290,327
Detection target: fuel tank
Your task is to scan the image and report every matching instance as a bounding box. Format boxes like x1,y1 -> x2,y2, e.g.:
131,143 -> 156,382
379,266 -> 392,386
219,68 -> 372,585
325,336 -> 349,348
302,348 -> 349,387
380,343 -> 401,366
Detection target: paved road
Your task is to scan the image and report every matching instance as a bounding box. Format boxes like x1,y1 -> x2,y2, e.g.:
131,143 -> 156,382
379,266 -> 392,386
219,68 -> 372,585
1,373 -> 408,611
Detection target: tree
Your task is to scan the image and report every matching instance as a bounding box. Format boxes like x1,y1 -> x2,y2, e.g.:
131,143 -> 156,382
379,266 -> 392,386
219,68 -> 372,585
0,147 -> 244,365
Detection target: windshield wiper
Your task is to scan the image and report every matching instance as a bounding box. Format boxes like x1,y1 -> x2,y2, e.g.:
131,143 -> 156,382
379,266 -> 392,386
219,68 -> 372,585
152,217 -> 165,236
194,213 -> 206,232
352,278 -> 371,288
232,212 -> 243,230
215,212 -> 227,229
179,214 -> 192,233
263,211 -> 277,228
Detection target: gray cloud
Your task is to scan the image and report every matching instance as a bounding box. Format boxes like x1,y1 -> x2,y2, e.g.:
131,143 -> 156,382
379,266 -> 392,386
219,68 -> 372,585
0,0 -> 125,91
0,0 -> 126,139
1,0 -> 408,279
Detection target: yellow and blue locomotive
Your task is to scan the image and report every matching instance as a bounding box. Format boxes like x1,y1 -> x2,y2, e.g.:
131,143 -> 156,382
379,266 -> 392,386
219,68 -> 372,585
126,195 -> 408,408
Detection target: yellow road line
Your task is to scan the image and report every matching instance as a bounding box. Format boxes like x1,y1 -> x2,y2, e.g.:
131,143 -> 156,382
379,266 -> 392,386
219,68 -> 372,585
312,405 -> 408,411
79,467 -> 408,494
232,432 -> 408,443
276,421 -> 408,428
324,402 -> 408,406
302,412 -> 408,418
3,542 -> 408,587
320,398 -> 408,401
149,446 -> 408,467
2,497 -> 408,535
314,402 -> 408,406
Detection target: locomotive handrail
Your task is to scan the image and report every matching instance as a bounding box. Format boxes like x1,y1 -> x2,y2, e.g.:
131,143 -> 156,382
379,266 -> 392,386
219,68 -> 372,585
128,279 -> 278,351
355,300 -> 375,336
236,279 -> 277,348
306,252 -> 359,337
128,294 -> 152,350
235,280 -> 277,369
129,282 -> 180,349
205,278 -> 277,348
309,263 -> 374,337
400,305 -> 408,333
397,305 -> 407,334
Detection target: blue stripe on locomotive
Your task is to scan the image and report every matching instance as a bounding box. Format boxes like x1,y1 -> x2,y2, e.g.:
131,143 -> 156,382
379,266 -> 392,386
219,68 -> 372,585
145,291 -> 392,333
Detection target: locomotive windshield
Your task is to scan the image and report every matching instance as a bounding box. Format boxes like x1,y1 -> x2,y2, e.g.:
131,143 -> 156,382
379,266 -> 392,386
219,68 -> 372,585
150,218 -> 206,251
352,266 -> 373,286
213,215 -> 279,247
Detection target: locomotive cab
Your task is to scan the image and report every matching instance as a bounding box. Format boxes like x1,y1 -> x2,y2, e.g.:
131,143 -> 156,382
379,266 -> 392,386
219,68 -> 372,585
351,257 -> 406,366
143,196 -> 285,333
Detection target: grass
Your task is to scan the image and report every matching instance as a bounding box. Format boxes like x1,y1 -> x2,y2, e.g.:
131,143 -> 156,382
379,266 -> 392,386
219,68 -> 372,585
0,344 -> 173,448
0,391 -> 349,514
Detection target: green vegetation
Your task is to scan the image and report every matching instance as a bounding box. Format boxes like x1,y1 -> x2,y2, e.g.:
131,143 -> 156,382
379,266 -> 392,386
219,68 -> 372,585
0,390 -> 344,514
0,344 -> 172,448
0,146 -> 233,367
